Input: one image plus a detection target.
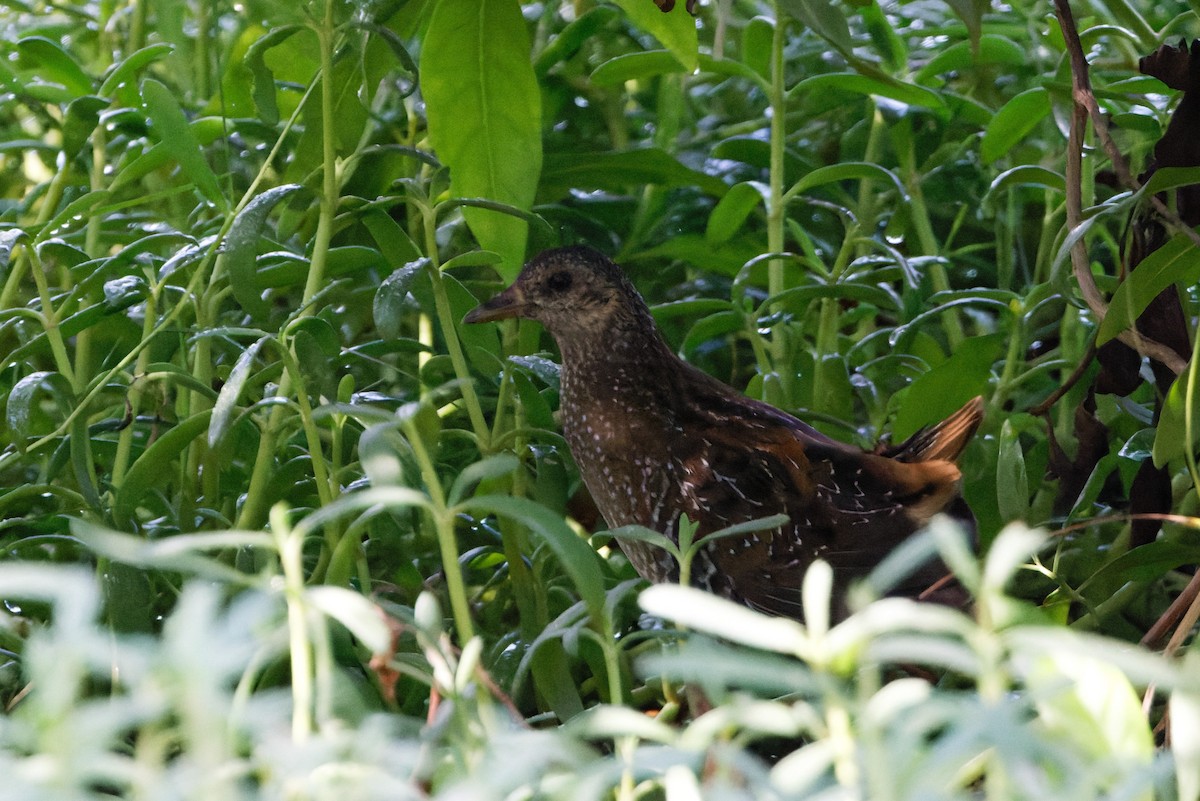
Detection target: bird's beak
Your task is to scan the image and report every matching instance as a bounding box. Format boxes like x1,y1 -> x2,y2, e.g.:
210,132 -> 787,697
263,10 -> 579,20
463,283 -> 528,324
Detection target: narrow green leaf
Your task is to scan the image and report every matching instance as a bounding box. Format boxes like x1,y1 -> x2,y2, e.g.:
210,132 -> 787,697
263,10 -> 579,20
776,0 -> 854,58
591,50 -> 686,87
224,183 -> 305,320
17,37 -> 93,96
209,336 -> 268,448
981,87 -> 1051,164
305,586 -> 393,655
448,454 -> 520,506
1098,233 -> 1200,345
7,371 -> 74,450
99,43 -> 174,98
706,181 -> 766,244
244,25 -> 306,125
73,520 -> 271,584
542,148 -> 728,197
892,333 -> 1003,439
460,494 -> 607,619
1153,372 -> 1199,468
422,0 -> 542,280
141,78 -> 228,209
374,259 -> 428,340
792,73 -> 946,112
789,162 -> 909,202
534,6 -> 620,75
996,419 -> 1029,523
610,0 -> 698,71
115,410 -> 214,521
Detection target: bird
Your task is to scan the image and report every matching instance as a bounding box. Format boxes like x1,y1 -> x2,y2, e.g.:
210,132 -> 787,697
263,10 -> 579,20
464,246 -> 983,620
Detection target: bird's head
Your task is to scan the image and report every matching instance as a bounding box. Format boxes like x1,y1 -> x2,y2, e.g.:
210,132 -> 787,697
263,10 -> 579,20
463,246 -> 643,336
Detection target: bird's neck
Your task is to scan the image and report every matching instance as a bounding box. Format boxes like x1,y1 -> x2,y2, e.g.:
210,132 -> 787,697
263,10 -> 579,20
554,312 -> 681,419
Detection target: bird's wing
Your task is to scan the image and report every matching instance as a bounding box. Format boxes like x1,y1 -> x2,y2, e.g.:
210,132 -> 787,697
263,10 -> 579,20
670,423 -> 962,618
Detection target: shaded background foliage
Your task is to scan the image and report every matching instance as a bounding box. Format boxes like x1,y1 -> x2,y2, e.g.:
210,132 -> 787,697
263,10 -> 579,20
1,0 -> 1200,798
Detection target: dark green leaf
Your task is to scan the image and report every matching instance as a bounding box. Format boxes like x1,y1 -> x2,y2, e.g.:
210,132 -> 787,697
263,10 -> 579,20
1098,234 -> 1200,345
225,183 -> 306,320
141,79 -> 227,209
981,87 -> 1051,164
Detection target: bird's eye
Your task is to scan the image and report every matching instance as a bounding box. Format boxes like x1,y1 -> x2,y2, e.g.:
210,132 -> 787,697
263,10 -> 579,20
545,270 -> 573,293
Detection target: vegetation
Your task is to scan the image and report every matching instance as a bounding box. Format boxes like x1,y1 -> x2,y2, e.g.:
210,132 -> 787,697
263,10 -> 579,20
1,0 -> 1199,797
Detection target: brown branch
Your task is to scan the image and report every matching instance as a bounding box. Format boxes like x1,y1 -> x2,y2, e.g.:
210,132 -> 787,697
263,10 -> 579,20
1053,0 -> 1190,376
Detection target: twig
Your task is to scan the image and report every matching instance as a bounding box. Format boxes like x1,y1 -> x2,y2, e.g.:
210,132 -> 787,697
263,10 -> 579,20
1053,0 -> 1190,376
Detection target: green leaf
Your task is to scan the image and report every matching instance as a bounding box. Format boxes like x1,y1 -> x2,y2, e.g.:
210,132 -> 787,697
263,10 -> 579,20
541,148 -> 728,197
892,333 -> 1003,439
981,87 -> 1051,164
17,37 -> 93,96
610,0 -> 698,71
534,6 -> 620,75
141,78 -> 228,209
591,50 -> 687,87
776,0 -> 854,58
1098,233 -> 1200,345
1024,650 -> 1154,789
209,337 -> 268,449
459,494 -> 607,619
225,184 -> 306,321
374,260 -> 428,340
1153,372 -> 1200,468
6,371 -> 74,450
448,454 -> 520,506
115,410 -> 214,521
996,419 -> 1029,523
72,520 -> 271,584
244,25 -> 306,125
99,43 -> 174,99
788,162 -> 909,202
914,34 -> 1026,85
706,181 -> 766,244
792,73 -> 945,112
305,586 -> 393,655
422,0 -> 542,280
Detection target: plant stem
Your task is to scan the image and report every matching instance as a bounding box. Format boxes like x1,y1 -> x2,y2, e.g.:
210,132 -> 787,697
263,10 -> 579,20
766,5 -> 790,406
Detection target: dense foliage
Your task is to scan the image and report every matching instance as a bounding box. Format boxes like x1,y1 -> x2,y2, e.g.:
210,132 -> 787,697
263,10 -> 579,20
1,0 -> 1200,798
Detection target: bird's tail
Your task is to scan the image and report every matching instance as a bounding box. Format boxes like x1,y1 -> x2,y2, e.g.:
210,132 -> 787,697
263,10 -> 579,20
886,396 -> 985,464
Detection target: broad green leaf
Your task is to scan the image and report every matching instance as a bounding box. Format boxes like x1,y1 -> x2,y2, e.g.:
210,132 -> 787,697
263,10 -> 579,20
423,0 -> 541,280
914,35 -> 1028,85
244,25 -> 306,125
981,87 -> 1051,164
141,78 -> 228,209
610,0 -> 698,71
1098,233 -> 1200,345
225,184 -> 305,321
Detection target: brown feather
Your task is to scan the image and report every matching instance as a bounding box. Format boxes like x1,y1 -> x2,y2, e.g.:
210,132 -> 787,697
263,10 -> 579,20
466,246 -> 984,620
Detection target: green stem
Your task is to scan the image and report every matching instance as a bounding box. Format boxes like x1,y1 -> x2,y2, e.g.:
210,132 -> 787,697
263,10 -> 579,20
272,505 -> 314,741
406,418 -> 475,643
766,7 -> 790,405
421,213 -> 491,449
